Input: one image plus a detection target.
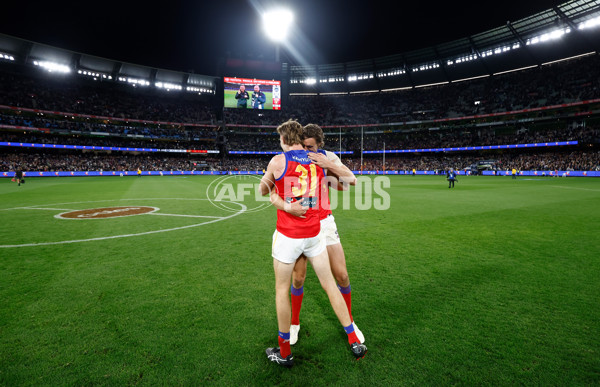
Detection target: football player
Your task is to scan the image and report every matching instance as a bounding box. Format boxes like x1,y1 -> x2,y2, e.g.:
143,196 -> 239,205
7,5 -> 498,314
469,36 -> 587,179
259,120 -> 366,367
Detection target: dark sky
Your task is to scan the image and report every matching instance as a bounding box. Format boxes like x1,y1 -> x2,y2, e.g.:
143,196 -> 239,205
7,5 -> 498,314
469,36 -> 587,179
2,0 -> 566,75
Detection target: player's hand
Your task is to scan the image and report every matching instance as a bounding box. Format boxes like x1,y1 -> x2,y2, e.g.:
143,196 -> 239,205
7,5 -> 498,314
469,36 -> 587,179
308,152 -> 332,168
284,200 -> 307,218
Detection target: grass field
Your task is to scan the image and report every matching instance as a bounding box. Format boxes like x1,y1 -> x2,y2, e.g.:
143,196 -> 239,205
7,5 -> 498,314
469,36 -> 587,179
1,175 -> 599,385
224,89 -> 274,109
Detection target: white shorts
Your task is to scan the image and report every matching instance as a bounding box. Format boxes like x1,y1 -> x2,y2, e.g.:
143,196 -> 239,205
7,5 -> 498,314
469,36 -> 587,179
320,214 -> 341,246
272,230 -> 326,264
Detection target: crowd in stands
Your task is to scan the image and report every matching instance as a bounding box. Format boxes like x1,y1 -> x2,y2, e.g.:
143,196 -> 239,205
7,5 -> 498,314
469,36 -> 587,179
1,53 -> 600,173
218,156 -> 269,171
0,113 -> 217,143
344,150 -> 600,172
2,148 -> 598,173
2,54 -> 599,131
0,72 -> 216,124
0,151 -> 217,172
348,125 -> 598,151
223,54 -> 600,126
223,125 -> 599,152
4,123 -> 596,156
0,130 -> 216,151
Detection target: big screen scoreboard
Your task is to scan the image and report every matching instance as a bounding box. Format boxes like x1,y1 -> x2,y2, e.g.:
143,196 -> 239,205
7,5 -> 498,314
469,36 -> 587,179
224,77 -> 281,110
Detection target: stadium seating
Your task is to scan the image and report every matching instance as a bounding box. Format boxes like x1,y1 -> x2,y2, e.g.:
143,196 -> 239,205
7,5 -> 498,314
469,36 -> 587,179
1,53 -> 599,173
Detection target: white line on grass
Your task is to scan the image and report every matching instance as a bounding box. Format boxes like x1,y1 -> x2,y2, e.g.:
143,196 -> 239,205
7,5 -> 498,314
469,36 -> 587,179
0,198 -> 246,248
54,206 -> 160,220
550,185 -> 600,192
147,213 -> 223,219
13,207 -> 76,211
0,197 -> 236,211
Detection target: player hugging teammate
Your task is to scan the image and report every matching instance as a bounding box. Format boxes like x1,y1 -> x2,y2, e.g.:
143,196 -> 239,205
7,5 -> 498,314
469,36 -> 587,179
259,120 -> 366,367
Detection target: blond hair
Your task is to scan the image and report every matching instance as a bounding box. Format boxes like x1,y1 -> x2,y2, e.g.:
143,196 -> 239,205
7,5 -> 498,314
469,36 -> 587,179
277,119 -> 303,146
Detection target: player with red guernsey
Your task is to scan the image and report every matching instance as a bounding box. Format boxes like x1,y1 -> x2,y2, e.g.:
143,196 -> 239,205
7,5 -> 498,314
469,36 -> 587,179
270,123 -> 365,346
259,120 -> 367,367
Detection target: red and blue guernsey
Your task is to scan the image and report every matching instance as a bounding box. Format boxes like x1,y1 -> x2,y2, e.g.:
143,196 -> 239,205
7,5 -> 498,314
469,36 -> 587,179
274,149 -> 325,238
317,149 -> 333,220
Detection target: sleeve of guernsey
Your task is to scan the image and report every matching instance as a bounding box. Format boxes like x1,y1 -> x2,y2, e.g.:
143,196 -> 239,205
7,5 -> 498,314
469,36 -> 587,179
325,150 -> 344,167
324,150 -> 356,187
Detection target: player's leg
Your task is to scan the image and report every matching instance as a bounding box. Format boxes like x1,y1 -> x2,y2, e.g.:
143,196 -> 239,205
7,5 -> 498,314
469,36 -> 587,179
328,242 -> 365,343
290,255 -> 308,345
266,231 -> 300,367
292,255 -> 308,289
328,243 -> 351,314
274,258 -> 295,339
307,250 -> 360,336
323,218 -> 353,317
307,249 -> 367,358
307,250 -> 350,326
328,243 -> 349,287
266,258 -> 296,367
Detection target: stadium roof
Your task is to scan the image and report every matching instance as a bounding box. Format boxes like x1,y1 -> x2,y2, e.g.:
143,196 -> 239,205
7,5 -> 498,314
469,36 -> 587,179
0,0 -> 598,94
0,34 -> 218,94
289,0 -> 600,92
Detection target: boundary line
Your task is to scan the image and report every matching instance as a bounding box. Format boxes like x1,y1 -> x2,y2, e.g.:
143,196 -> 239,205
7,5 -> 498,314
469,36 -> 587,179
550,185 -> 600,192
147,213 -> 223,219
0,198 -> 246,248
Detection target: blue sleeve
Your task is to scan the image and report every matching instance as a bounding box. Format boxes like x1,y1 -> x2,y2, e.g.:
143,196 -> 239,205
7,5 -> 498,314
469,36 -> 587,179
275,153 -> 289,181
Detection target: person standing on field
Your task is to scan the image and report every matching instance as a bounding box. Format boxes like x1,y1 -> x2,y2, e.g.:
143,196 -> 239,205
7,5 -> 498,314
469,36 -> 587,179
259,120 -> 367,368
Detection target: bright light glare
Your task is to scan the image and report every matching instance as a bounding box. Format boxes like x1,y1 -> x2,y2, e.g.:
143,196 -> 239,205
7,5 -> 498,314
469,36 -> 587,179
579,15 -> 600,30
156,82 -> 182,91
33,60 -> 70,73
262,9 -> 294,42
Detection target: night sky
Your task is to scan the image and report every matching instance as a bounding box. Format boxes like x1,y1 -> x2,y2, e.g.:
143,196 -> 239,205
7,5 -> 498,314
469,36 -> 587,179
2,0 -> 566,75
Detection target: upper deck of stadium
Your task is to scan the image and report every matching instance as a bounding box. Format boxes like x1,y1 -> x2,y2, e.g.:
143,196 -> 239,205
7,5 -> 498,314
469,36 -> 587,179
0,0 -> 599,98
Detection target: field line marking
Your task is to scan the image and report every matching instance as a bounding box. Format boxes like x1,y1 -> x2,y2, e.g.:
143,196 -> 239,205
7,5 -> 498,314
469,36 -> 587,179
0,197 -> 228,211
0,199 -> 246,248
54,206 -> 160,220
13,207 -> 76,211
147,213 -> 223,219
0,198 -> 230,212
550,185 -> 600,192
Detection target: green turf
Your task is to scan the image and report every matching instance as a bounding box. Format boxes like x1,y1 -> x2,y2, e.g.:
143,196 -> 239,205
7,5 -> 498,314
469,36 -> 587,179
224,89 -> 274,109
0,175 -> 599,385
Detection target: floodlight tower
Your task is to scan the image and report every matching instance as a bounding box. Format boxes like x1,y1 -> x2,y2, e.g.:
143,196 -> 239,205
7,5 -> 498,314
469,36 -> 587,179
262,8 -> 294,62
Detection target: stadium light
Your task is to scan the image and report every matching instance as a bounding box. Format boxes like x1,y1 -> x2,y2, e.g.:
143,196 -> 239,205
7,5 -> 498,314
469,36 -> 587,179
262,8 -> 294,43
155,82 -> 182,91
118,76 -> 150,87
526,27 -> 570,45
33,60 -> 70,73
0,52 -> 15,62
578,15 -> 600,30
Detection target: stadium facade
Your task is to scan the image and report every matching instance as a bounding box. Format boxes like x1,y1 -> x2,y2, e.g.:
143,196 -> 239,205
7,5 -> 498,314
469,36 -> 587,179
0,0 -> 599,176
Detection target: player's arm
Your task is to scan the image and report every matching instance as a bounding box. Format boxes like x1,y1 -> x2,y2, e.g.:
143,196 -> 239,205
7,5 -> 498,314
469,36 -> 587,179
308,151 -> 357,190
326,151 -> 357,186
258,154 -> 284,196
269,191 -> 307,218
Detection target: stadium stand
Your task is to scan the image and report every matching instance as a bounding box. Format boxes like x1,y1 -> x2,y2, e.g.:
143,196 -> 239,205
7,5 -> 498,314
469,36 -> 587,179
1,0 -> 600,175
